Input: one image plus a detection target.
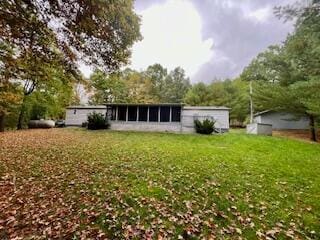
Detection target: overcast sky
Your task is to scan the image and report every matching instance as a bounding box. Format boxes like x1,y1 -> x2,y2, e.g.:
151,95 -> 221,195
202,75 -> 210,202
129,0 -> 296,83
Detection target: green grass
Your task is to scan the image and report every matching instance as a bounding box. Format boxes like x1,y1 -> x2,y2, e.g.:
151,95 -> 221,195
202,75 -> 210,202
0,129 -> 319,239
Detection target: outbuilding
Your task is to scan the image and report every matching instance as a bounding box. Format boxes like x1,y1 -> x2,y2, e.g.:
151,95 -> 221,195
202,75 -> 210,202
65,104 -> 230,133
253,111 -> 309,130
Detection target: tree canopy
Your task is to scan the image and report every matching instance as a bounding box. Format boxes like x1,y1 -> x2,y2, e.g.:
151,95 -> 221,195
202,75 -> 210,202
89,64 -> 191,105
241,0 -> 320,141
0,0 -> 141,73
0,0 -> 141,131
184,79 -> 249,125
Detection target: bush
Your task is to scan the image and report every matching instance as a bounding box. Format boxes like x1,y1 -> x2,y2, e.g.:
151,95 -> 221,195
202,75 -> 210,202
81,121 -> 88,128
87,112 -> 110,130
194,118 -> 216,134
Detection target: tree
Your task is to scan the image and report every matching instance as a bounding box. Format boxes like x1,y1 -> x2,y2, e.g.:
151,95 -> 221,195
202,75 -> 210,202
0,81 -> 21,131
164,67 -> 191,103
184,82 -> 213,106
144,64 -> 168,100
0,43 -> 22,131
124,69 -> 158,103
0,0 -> 141,72
89,70 -> 128,104
0,0 -> 141,130
241,1 -> 320,141
89,65 -> 191,105
184,79 -> 249,126
144,65 -> 191,103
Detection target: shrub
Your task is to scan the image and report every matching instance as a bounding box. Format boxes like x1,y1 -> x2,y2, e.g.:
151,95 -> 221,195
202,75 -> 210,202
87,112 -> 110,130
81,121 -> 88,128
194,118 -> 216,134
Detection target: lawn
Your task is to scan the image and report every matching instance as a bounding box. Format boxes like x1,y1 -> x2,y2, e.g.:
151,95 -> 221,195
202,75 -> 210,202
0,129 -> 319,239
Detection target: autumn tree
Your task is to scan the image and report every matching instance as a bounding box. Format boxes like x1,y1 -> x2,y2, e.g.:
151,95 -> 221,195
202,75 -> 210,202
89,64 -> 191,104
123,69 -> 158,103
0,43 -> 22,131
0,0 -> 141,129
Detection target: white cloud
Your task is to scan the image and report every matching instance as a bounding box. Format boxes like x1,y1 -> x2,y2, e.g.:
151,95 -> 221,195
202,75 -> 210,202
247,6 -> 272,22
130,0 -> 213,78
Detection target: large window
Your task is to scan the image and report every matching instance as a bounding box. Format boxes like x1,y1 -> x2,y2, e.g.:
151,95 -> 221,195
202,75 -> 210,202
160,106 -> 170,122
107,106 -> 117,120
128,106 -> 137,121
118,106 -> 127,121
149,106 -> 159,122
138,106 -> 148,121
171,107 -> 181,122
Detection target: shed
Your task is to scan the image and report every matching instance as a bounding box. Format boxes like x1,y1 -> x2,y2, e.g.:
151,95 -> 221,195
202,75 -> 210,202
65,104 -> 230,133
253,111 -> 309,130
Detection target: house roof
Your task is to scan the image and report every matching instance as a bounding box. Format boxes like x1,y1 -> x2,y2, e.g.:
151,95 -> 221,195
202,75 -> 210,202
105,103 -> 184,107
183,106 -> 230,110
254,110 -> 272,117
66,104 -> 230,110
66,105 -> 106,109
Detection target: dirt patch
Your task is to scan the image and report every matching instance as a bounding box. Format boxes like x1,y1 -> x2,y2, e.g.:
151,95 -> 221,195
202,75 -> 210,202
273,130 -> 320,143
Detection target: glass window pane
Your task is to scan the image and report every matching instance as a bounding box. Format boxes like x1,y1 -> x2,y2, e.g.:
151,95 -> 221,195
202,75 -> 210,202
138,106 -> 148,121
118,106 -> 127,121
107,106 -> 117,120
128,106 -> 137,121
160,106 -> 170,122
171,107 -> 181,122
149,106 -> 159,122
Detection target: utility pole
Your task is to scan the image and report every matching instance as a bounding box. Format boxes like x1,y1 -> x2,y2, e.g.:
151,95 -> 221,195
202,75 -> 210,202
249,81 -> 253,124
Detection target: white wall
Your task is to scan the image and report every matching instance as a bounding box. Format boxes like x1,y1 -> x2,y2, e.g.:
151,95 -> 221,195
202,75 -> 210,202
181,108 -> 229,133
110,122 -> 181,132
254,112 -> 309,130
247,123 -> 272,135
65,108 -> 106,126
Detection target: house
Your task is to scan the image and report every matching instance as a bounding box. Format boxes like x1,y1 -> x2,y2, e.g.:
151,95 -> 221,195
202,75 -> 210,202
253,111 -> 309,130
65,104 -> 230,133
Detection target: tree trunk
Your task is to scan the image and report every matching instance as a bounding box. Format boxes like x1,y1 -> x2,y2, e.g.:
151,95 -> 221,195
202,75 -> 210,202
17,94 -> 27,130
0,112 -> 5,132
309,115 -> 318,142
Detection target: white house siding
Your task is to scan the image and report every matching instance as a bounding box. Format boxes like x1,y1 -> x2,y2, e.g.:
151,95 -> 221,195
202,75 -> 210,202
181,107 -> 230,133
254,112 -> 309,130
110,122 -> 181,133
65,107 -> 106,126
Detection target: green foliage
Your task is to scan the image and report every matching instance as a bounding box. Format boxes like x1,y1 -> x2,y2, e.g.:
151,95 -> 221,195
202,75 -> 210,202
194,118 -> 216,134
87,112 -> 110,130
89,64 -> 191,104
0,0 -> 141,73
241,1 -> 320,140
185,79 -> 249,125
0,0 -> 141,130
89,70 -> 128,104
29,104 -> 47,120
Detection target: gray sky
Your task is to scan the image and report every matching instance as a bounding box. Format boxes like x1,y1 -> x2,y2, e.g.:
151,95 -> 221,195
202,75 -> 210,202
131,0 -> 295,83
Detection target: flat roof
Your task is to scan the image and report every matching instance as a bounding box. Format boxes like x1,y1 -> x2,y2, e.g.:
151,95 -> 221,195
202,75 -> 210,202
183,106 -> 230,110
106,103 -> 183,106
66,104 -> 230,110
66,105 -> 106,109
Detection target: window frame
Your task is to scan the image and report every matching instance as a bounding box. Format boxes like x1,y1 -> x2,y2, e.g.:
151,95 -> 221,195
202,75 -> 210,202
149,106 -> 159,122
128,106 -> 138,122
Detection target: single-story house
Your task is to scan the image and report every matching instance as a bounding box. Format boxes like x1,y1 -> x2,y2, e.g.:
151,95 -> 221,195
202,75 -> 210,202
254,111 -> 309,130
65,104 -> 230,133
